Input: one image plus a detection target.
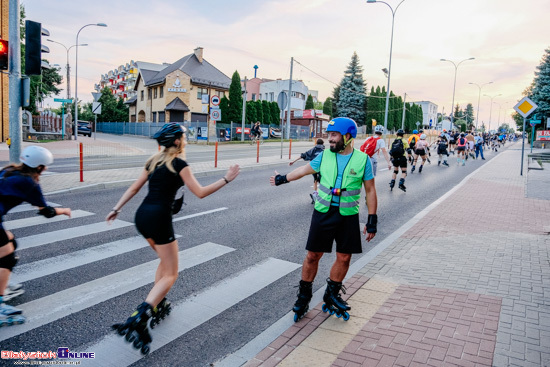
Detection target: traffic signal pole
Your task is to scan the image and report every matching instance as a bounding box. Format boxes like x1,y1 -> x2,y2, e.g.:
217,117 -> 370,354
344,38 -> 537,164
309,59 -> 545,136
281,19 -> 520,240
8,0 -> 22,163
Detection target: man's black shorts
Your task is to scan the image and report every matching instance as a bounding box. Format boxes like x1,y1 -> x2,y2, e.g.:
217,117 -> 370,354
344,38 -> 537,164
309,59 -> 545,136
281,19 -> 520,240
392,156 -> 407,168
312,172 -> 320,183
306,206 -> 362,254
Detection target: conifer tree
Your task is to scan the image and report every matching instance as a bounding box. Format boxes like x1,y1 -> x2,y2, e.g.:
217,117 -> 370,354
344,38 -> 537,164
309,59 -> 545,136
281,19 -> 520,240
336,52 -> 367,125
323,97 -> 333,119
255,100 -> 264,123
220,95 -> 230,124
261,100 -> 272,124
270,102 -> 281,126
305,94 -> 314,110
228,71 -> 243,123
531,47 -> 550,118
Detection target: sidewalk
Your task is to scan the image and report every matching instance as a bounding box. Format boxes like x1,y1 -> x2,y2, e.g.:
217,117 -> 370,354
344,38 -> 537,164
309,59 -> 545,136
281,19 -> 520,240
239,143 -> 550,367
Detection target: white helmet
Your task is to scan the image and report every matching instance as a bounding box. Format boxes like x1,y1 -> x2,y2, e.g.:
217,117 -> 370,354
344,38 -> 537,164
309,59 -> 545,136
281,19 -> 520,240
374,125 -> 384,133
20,146 -> 54,168
420,134 -> 427,140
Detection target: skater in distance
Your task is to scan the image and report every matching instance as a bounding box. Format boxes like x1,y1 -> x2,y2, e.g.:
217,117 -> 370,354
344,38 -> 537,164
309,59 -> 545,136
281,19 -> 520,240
106,123 -> 240,354
270,117 -> 378,322
0,146 -> 72,327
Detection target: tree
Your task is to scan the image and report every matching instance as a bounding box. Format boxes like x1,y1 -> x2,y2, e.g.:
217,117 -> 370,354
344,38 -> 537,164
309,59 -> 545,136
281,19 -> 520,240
531,47 -> 550,119
331,85 -> 340,118
313,101 -> 323,110
464,103 -> 475,128
245,100 -> 256,125
228,71 -> 243,124
94,87 -> 128,122
255,100 -> 264,124
270,102 -> 280,126
323,97 -> 333,118
220,95 -> 230,124
305,94 -> 314,110
261,100 -> 272,125
336,52 -> 366,125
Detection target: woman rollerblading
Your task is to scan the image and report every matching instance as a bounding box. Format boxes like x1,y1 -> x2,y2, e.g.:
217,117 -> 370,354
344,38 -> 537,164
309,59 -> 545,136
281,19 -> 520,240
322,278 -> 350,321
112,302 -> 153,355
292,280 -> 312,322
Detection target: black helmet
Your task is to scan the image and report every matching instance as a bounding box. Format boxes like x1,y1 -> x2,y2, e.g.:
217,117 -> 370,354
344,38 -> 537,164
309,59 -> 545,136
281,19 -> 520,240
154,123 -> 185,147
396,129 -> 405,136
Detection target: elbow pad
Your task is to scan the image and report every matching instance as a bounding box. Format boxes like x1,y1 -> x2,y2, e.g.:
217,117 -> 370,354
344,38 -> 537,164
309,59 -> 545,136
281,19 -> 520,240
366,214 -> 377,234
38,206 -> 57,218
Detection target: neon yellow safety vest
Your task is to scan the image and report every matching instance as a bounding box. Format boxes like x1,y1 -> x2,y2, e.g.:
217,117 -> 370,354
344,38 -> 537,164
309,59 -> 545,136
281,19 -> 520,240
315,149 -> 368,216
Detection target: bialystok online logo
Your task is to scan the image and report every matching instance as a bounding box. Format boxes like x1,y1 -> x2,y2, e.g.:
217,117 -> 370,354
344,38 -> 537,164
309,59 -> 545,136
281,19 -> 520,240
1,347 -> 95,360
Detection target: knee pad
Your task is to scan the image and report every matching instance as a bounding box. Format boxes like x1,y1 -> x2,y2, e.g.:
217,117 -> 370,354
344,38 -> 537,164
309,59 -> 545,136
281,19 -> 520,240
393,170 -> 399,175
0,252 -> 18,271
10,238 -> 17,251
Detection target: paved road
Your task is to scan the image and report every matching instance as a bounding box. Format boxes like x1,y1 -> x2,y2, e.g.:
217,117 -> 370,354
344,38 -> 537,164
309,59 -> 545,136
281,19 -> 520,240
0,144 -> 506,366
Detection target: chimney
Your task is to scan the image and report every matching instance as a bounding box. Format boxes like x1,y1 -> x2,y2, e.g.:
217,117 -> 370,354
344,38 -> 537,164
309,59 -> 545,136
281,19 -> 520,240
194,47 -> 204,63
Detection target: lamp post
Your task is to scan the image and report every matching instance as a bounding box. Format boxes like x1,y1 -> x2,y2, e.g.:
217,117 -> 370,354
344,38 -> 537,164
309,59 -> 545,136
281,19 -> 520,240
469,81 -> 492,131
440,57 -> 475,130
47,40 -> 87,101
74,23 -> 107,140
483,93 -> 501,132
366,0 -> 407,136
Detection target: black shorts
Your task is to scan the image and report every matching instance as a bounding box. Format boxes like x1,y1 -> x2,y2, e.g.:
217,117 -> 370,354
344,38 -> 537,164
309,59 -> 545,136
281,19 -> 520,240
0,224 -> 9,248
306,206 -> 362,254
135,203 -> 176,245
415,149 -> 426,156
392,156 -> 408,168
449,140 -> 456,145
312,172 -> 320,183
456,146 -> 466,151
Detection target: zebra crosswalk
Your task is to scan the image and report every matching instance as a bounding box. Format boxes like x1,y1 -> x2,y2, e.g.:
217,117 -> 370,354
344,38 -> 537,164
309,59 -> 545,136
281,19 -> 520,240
0,201 -> 302,365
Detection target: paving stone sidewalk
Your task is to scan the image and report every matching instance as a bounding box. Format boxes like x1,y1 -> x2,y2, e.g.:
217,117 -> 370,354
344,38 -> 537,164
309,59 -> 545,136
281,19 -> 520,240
244,143 -> 550,367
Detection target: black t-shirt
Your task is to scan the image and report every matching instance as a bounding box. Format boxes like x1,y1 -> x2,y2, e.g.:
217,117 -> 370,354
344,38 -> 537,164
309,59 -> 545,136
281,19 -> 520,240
0,170 -> 47,217
143,158 -> 188,206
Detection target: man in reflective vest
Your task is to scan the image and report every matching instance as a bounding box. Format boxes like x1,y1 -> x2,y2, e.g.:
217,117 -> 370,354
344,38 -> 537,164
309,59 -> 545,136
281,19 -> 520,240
270,117 -> 378,321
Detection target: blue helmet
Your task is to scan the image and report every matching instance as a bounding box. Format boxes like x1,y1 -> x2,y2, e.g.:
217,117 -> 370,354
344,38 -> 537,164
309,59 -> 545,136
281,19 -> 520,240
154,123 -> 185,147
326,117 -> 357,138
413,129 -> 418,134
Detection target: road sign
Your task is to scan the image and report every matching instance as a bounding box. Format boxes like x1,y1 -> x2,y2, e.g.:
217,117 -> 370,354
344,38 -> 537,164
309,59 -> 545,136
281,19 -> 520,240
277,91 -> 287,110
92,92 -> 102,102
201,94 -> 209,104
210,107 -> 221,121
92,102 -> 102,115
54,98 -> 73,103
211,95 -> 220,106
513,96 -> 538,118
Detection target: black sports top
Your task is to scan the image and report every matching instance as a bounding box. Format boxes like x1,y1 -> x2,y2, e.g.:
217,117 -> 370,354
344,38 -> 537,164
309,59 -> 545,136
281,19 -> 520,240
143,158 -> 188,206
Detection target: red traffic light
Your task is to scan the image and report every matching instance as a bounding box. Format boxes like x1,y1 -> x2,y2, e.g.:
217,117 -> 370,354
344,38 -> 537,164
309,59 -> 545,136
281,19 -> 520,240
0,39 -> 8,70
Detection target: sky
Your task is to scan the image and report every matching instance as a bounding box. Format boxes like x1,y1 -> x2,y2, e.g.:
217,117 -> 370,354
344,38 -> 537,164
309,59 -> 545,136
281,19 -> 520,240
23,0 -> 550,129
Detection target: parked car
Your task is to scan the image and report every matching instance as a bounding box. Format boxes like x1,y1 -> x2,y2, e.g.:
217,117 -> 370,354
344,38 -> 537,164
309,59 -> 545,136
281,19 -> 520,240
77,121 -> 92,137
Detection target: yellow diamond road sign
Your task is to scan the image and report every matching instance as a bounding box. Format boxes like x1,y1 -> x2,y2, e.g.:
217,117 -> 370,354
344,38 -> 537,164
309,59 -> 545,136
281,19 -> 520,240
513,96 -> 538,118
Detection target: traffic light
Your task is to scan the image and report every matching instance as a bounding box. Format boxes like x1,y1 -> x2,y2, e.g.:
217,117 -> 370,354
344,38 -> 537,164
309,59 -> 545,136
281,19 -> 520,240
25,20 -> 50,75
0,39 -> 8,70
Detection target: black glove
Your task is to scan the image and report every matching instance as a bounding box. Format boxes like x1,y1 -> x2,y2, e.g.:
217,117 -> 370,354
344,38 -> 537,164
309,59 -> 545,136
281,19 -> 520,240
366,214 -> 377,234
274,174 -> 289,186
38,206 -> 56,218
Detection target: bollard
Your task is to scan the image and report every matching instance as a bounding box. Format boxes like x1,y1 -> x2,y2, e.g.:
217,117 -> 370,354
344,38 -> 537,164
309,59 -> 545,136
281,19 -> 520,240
79,142 -> 84,182
215,141 -> 218,168
256,139 -> 260,163
289,139 -> 292,160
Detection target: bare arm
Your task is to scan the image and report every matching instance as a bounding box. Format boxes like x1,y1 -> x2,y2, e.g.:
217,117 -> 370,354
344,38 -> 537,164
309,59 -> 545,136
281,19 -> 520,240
181,164 -> 240,199
289,157 -> 302,166
106,169 -> 149,222
270,163 -> 316,186
380,147 -> 392,169
361,178 -> 378,242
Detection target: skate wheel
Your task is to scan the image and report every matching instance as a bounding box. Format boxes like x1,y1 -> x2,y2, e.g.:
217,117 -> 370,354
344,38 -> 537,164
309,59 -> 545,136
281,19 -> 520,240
322,304 -> 329,313
150,320 -> 157,329
336,312 -> 342,318
141,344 -> 150,355
133,339 -> 143,349
126,331 -> 136,343
343,312 -> 350,321
294,313 -> 300,322
329,308 -> 335,315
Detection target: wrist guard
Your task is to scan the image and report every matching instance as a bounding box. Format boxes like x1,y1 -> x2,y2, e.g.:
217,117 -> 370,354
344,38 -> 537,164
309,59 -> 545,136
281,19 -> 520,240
366,214 -> 377,234
274,174 -> 289,186
38,206 -> 56,218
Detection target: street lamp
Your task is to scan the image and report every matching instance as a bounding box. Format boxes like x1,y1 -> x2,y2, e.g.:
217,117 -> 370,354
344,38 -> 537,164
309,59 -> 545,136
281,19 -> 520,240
47,39 -> 88,100
366,0 -> 407,135
483,93 -> 502,132
469,81 -> 492,131
440,57 -> 475,130
74,23 -> 107,140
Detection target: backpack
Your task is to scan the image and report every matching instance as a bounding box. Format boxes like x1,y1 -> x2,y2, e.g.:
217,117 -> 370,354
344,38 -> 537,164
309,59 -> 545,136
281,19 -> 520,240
437,141 -> 447,154
389,138 -> 405,158
360,136 -> 380,157
301,145 -> 324,161
458,138 -> 466,147
410,136 -> 417,146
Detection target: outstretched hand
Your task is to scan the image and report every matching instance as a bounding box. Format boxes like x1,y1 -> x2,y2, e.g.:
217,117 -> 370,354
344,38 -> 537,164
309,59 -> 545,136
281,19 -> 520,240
225,164 -> 241,182
269,171 -> 279,186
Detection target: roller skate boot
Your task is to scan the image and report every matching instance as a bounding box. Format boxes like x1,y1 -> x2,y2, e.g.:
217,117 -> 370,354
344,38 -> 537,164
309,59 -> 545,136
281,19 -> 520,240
150,298 -> 171,329
443,161 -> 449,167
418,165 -> 423,173
389,179 -> 395,191
112,302 -> 153,355
410,165 -> 415,173
398,179 -> 406,192
322,279 -> 350,321
3,283 -> 24,302
438,161 -> 441,166
292,280 -> 312,322
0,298 -> 25,327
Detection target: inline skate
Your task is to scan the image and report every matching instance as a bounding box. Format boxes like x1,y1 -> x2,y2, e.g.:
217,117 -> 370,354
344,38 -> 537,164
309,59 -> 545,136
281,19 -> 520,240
3,283 -> 24,302
112,302 -> 153,355
389,179 -> 395,191
292,280 -> 312,322
398,178 -> 406,192
150,298 -> 171,329
0,299 -> 25,327
321,279 -> 350,321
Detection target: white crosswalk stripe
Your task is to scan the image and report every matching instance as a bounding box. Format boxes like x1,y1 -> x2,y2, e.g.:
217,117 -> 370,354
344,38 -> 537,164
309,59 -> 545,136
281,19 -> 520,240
3,210 -> 94,230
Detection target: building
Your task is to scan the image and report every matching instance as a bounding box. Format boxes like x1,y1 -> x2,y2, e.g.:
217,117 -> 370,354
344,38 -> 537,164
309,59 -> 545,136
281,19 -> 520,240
413,101 -> 438,129
128,47 -> 231,123
95,61 -> 140,102
259,79 -> 309,110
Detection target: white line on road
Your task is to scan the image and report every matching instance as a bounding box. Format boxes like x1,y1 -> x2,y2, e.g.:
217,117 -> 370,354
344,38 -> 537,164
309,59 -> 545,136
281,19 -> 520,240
172,207 -> 227,222
82,257 -> 301,367
0,242 -> 235,342
3,210 -> 94,230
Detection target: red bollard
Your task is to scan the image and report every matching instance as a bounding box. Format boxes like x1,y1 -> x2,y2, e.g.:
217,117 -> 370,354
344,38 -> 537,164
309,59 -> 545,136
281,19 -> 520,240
79,142 -> 83,182
289,139 -> 292,160
215,141 -> 218,168
256,139 -> 260,163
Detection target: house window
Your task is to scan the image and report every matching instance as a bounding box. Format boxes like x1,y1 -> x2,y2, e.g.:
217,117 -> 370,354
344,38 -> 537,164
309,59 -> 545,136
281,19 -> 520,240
216,90 -> 224,98
252,93 -> 256,101
141,90 -> 144,101
148,89 -> 152,100
158,111 -> 165,122
154,87 -> 158,99
197,87 -> 208,99
270,92 -> 274,101
152,112 -> 157,122
160,86 -> 164,98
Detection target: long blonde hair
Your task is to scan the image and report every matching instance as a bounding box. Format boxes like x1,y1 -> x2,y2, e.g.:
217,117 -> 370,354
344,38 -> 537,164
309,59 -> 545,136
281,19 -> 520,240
145,137 -> 186,174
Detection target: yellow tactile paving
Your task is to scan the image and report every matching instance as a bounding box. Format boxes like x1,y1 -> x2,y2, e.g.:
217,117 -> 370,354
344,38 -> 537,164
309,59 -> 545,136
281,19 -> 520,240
278,346 -> 336,367
301,329 -> 351,354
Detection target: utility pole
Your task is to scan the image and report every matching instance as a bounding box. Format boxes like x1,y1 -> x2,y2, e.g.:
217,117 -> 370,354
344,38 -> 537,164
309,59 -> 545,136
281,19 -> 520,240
285,57 -> 293,139
240,77 -> 247,142
8,0 -> 22,163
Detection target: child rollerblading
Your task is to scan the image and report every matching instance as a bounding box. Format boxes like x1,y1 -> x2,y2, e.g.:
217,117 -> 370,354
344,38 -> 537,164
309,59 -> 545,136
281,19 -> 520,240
322,278 -> 350,321
112,302 -> 153,355
292,280 -> 312,322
